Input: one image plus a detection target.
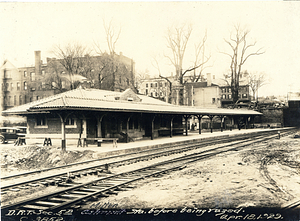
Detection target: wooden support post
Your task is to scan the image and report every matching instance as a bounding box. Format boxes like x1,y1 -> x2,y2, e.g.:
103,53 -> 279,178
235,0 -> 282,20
209,115 -> 214,133
151,115 -> 155,140
126,116 -> 131,143
196,115 -> 203,134
184,115 -> 190,136
185,117 -> 188,136
231,117 -> 234,131
57,113 -> 66,151
170,116 -> 174,138
220,116 -> 224,132
97,115 -> 105,138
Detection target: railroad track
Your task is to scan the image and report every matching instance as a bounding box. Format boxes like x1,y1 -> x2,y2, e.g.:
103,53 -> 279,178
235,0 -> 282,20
1,129 -> 292,193
282,200 -> 300,210
1,130 -> 266,181
4,128 -> 294,182
1,129 -> 294,212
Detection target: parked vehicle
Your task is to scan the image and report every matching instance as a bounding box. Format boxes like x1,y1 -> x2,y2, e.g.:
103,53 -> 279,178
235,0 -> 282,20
0,127 -> 26,144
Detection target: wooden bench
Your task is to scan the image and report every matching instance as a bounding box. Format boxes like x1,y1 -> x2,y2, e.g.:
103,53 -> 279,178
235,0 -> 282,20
78,138 -> 118,148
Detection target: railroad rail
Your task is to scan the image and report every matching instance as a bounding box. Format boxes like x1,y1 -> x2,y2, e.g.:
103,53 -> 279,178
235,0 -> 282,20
1,129 -> 295,212
2,128 -> 294,182
1,129 -> 294,193
282,199 -> 300,210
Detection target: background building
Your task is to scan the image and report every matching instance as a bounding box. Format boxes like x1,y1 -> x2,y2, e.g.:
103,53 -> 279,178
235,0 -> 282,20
185,80 -> 221,108
220,85 -> 251,108
138,77 -> 172,102
0,51 -> 135,126
1,51 -> 135,111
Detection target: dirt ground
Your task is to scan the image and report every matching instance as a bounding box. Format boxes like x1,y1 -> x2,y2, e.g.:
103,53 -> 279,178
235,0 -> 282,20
1,132 -> 300,211
0,144 -> 95,176
83,133 -> 300,209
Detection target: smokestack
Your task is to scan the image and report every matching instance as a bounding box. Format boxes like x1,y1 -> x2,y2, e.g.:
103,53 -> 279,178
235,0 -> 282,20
35,51 -> 41,75
207,73 -> 212,86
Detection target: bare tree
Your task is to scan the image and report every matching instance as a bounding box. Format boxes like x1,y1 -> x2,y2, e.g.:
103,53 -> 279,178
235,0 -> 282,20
165,25 -> 211,84
190,31 -> 211,82
165,24 -> 192,84
52,43 -> 92,89
248,72 -> 268,102
94,19 -> 129,92
221,25 -> 264,104
44,60 -> 65,93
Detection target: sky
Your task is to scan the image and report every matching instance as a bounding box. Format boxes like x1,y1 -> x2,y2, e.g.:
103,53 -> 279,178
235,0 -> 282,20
1,1 -> 300,97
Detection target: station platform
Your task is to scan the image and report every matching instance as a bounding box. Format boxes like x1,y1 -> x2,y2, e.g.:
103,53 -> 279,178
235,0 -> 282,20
62,127 -> 294,159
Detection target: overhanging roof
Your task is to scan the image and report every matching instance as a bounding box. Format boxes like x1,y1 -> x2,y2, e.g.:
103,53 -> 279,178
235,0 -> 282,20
2,88 -> 262,116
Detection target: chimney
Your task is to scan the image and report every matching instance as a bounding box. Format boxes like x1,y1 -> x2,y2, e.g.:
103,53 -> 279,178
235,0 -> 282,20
35,51 -> 41,75
207,73 -> 212,86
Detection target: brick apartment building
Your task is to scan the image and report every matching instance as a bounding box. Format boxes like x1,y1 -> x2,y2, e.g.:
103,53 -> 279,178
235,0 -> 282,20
0,51 -> 135,113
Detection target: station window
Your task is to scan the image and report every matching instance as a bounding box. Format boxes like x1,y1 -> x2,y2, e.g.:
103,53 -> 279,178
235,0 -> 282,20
19,95 -> 22,105
228,94 -> 232,99
17,82 -> 20,90
222,94 -> 226,99
228,88 -> 232,93
242,94 -> 247,98
24,82 -> 27,90
24,71 -> 27,77
212,98 -> 215,104
150,83 -> 153,88
14,95 -> 16,105
145,89 -> 148,95
36,116 -> 47,128
155,83 -> 157,87
65,118 -> 75,126
65,117 -> 77,128
11,83 -> 13,91
146,83 -> 148,88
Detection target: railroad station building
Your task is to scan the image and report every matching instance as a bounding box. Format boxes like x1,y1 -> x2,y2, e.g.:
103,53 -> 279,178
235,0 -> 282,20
2,87 -> 261,148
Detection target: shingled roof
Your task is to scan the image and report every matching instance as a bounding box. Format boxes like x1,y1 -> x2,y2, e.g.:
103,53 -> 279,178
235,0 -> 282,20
2,87 -> 261,116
